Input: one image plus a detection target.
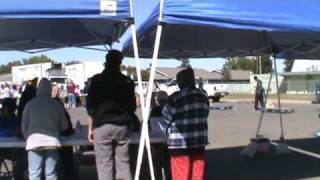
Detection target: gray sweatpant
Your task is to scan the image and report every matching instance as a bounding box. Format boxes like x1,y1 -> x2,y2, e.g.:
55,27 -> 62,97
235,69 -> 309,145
94,124 -> 132,180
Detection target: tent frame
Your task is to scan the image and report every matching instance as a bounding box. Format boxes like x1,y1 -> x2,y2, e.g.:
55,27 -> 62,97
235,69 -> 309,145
134,0 -> 291,177
0,1 -> 156,179
133,0 -> 164,179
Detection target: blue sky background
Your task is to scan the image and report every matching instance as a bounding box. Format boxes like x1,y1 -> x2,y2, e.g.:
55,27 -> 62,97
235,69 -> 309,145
0,0 -> 283,72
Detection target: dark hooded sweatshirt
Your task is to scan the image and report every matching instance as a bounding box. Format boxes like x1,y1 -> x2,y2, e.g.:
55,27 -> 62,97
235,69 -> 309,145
86,69 -> 136,128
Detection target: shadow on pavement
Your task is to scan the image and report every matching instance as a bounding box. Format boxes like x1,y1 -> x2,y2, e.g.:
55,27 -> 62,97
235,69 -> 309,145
205,137 -> 320,180
77,137 -> 320,180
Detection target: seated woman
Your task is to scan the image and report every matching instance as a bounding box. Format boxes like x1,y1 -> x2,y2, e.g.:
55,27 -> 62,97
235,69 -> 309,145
0,98 -> 27,179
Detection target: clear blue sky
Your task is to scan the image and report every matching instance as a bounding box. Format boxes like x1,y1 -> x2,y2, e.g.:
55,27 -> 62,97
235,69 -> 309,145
0,0 -> 284,72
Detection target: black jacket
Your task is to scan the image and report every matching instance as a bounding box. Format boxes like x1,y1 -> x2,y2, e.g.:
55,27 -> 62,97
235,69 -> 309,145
86,69 -> 136,128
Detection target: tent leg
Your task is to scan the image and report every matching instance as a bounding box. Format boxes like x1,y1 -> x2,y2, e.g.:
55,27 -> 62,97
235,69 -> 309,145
134,24 -> 163,180
130,22 -> 150,180
256,64 -> 273,137
133,0 -> 164,178
139,23 -> 163,180
241,58 -> 273,158
273,57 -> 290,155
128,0 -> 150,178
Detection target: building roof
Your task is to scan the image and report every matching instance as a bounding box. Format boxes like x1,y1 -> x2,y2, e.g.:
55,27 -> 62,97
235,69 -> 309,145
281,71 -> 320,76
148,67 -> 222,80
291,59 -> 320,72
230,70 -> 251,80
0,74 -> 12,82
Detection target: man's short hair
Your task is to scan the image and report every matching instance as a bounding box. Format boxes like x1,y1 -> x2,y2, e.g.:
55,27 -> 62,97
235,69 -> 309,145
105,50 -> 123,68
177,68 -> 195,89
253,76 -> 258,80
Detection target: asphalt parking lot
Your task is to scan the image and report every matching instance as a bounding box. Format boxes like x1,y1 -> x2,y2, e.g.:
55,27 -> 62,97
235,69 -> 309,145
69,101 -> 320,179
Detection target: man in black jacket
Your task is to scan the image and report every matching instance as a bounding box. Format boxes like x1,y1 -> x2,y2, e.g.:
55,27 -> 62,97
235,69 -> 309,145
86,50 -> 136,180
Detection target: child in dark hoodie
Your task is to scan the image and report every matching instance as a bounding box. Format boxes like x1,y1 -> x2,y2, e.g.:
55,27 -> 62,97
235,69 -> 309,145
22,78 -> 68,180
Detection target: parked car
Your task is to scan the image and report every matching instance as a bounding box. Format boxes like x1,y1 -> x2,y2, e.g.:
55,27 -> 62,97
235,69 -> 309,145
159,78 -> 228,102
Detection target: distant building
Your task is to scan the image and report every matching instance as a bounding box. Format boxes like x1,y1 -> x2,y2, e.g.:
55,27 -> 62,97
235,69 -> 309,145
281,71 -> 320,94
147,67 -> 221,84
12,62 -> 52,84
250,74 -> 284,94
282,59 -> 320,94
223,70 -> 252,93
229,70 -> 251,82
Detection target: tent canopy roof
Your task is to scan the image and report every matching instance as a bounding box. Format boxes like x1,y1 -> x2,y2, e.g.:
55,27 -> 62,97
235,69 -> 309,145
123,0 -> 320,59
0,0 -> 132,52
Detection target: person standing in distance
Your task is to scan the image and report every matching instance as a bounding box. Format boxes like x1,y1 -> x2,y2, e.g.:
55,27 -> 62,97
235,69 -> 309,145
86,50 -> 136,180
253,76 -> 265,110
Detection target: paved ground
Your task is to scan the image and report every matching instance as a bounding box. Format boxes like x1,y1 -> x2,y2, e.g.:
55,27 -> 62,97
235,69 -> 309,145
68,101 -> 320,179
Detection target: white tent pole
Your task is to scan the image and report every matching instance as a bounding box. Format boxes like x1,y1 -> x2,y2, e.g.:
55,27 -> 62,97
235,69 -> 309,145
259,56 -> 262,75
139,23 -> 163,180
144,0 -> 165,118
134,0 -> 165,178
128,0 -> 150,179
256,61 -> 273,137
131,23 -> 148,179
273,57 -> 285,139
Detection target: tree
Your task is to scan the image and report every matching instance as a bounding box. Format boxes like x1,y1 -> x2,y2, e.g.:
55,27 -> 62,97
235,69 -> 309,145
227,57 -> 256,72
221,64 -> 231,81
0,55 -> 56,74
22,55 -> 54,65
221,56 -> 272,75
283,58 -> 294,72
259,55 -> 272,73
0,60 -> 22,74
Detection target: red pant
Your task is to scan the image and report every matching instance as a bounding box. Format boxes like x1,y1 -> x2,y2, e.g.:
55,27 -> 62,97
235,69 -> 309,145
170,152 -> 205,180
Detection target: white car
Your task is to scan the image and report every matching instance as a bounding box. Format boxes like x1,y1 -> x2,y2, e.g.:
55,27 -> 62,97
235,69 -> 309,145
159,78 -> 228,102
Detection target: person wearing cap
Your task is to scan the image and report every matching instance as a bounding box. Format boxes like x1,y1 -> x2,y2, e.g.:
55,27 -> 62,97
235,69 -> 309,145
86,49 -> 136,180
162,68 -> 210,180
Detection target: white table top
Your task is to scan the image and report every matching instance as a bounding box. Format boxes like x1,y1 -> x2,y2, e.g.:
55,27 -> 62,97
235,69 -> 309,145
0,132 -> 167,149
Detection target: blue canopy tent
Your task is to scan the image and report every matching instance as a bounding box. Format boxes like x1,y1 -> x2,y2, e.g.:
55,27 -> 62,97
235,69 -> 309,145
123,0 -> 320,177
123,0 -> 320,59
0,0 -> 132,53
0,1 -> 157,179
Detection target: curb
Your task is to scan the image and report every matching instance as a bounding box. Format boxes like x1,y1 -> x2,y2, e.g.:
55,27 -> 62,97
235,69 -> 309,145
262,108 -> 295,113
222,99 -> 311,104
210,105 -> 235,110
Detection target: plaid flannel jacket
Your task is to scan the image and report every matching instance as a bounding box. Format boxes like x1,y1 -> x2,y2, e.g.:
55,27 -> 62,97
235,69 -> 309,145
162,87 -> 209,149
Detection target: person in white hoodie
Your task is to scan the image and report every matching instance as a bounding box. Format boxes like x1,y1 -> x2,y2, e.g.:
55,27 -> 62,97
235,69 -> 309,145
22,78 -> 68,180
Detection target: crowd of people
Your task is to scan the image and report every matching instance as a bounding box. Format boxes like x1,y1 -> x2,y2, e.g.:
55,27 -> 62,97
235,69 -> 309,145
0,76 -> 75,179
0,83 -> 24,100
0,49 -> 210,180
0,79 -> 84,109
